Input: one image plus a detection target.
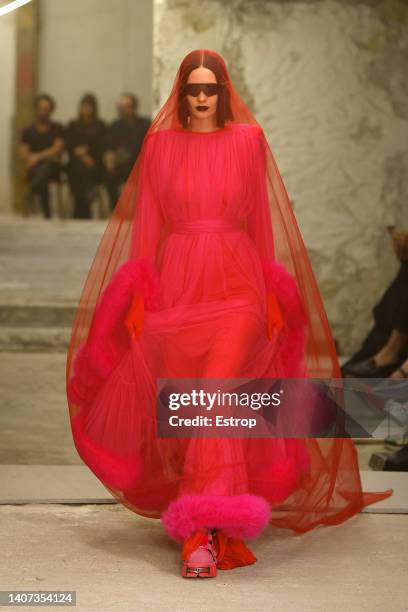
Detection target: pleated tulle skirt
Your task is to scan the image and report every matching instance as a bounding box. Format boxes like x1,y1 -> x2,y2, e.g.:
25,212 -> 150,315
68,223 -> 394,534
71,278 -> 311,514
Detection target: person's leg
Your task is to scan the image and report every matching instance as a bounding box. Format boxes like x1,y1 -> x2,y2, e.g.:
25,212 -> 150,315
161,307 -> 271,576
370,268 -> 408,374
37,182 -> 51,219
342,327 -> 407,378
205,309 -> 260,377
70,164 -> 93,219
373,329 -> 408,366
29,161 -> 54,219
177,308 -> 261,498
388,262 -> 408,376
342,261 -> 408,376
105,173 -> 120,211
390,356 -> 408,379
75,194 -> 91,219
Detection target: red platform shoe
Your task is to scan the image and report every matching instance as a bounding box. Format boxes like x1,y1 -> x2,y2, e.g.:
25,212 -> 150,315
181,528 -> 218,578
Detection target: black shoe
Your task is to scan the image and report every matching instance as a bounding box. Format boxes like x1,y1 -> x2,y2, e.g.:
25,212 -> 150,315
369,443 -> 408,471
342,357 -> 400,378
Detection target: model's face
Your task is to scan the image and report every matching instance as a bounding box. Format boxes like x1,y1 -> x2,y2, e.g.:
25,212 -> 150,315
185,66 -> 218,123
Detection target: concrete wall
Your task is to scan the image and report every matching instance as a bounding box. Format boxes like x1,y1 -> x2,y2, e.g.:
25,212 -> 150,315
38,0 -> 153,122
152,0 -> 408,352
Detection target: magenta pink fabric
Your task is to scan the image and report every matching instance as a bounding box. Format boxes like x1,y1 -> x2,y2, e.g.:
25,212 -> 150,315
66,49 -> 393,539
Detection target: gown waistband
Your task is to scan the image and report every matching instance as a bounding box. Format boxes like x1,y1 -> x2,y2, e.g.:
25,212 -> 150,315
170,218 -> 243,234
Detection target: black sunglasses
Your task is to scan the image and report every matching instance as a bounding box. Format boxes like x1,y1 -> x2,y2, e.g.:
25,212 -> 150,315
182,83 -> 224,97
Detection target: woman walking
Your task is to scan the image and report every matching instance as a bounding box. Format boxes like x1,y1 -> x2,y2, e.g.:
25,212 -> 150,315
66,49 -> 393,578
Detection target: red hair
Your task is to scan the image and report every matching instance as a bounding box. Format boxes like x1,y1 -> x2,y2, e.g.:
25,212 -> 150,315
177,49 -> 234,128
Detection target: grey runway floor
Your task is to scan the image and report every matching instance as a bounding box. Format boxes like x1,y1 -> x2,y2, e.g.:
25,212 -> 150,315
0,504 -> 406,611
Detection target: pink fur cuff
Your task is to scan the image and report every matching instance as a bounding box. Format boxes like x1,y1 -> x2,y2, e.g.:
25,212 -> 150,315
67,258 -> 160,405
161,493 -> 271,543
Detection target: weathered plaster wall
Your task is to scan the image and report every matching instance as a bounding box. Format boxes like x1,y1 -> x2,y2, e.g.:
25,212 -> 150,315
153,0 -> 408,353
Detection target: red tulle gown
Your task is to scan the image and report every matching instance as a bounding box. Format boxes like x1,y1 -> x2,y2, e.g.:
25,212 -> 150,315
66,61 -> 393,567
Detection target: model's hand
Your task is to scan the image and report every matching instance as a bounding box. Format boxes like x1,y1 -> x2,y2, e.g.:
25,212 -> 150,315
266,290 -> 284,340
124,292 -> 145,339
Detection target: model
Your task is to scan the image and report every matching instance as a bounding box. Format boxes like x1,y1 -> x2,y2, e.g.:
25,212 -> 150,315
66,49 -> 393,578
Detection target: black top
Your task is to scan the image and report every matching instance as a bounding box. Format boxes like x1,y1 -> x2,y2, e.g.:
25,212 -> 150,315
64,118 -> 107,163
105,115 -> 151,170
21,121 -> 64,152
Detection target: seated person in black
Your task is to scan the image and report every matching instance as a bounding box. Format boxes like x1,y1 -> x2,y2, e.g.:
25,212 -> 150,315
65,93 -> 107,219
104,93 -> 150,210
342,179 -> 408,379
19,93 -> 64,219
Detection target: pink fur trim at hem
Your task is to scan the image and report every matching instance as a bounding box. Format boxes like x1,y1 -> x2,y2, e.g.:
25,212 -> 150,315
161,493 -> 271,543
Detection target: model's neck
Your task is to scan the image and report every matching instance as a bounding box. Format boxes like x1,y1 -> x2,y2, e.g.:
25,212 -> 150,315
187,117 -> 218,133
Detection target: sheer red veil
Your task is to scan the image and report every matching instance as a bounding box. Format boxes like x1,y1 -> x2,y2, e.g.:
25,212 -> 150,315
66,49 -> 393,533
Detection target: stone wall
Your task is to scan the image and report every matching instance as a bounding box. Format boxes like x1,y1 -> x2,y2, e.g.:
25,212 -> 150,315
152,0 -> 408,353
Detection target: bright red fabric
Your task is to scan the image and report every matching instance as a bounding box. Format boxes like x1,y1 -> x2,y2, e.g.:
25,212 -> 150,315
124,292 -> 144,338
181,529 -> 257,570
212,530 -> 258,570
66,49 -> 393,537
266,290 -> 284,339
